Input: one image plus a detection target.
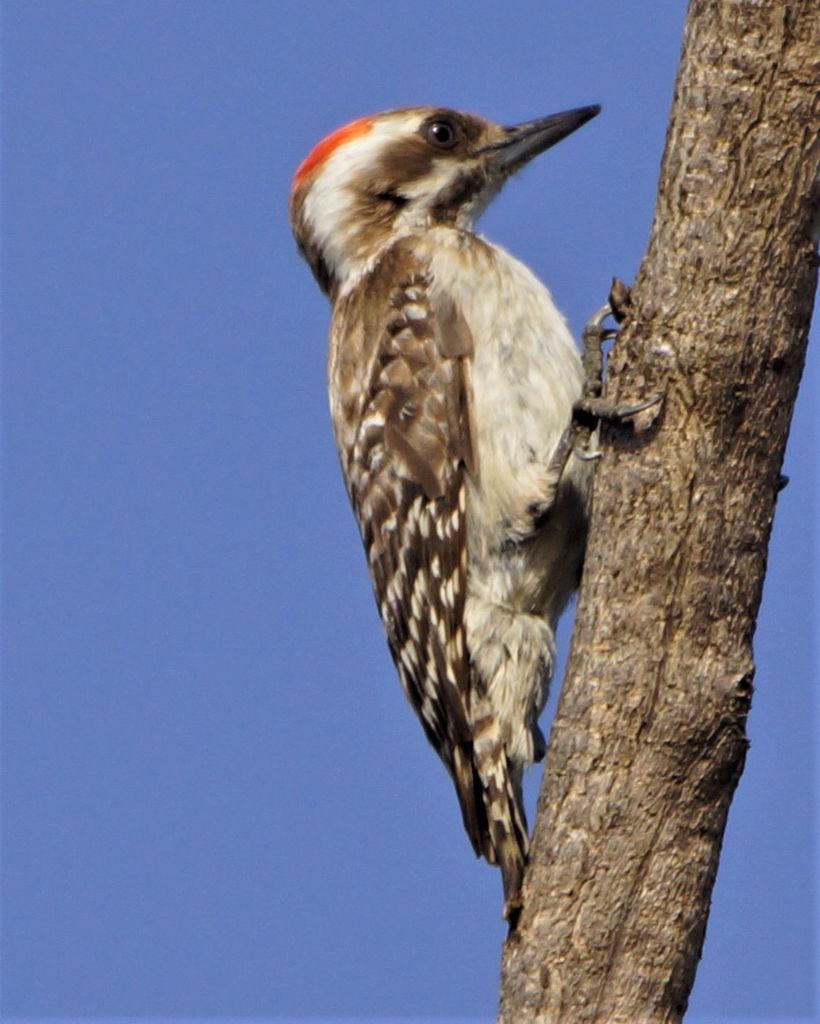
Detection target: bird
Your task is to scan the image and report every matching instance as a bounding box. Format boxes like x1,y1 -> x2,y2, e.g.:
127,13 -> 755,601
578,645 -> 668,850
289,103 -> 600,919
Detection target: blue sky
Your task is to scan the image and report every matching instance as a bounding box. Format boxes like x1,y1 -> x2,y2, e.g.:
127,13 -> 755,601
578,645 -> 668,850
2,0 -> 816,1020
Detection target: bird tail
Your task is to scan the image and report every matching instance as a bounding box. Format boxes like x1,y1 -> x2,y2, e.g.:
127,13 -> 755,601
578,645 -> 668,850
451,744 -> 489,858
452,724 -> 529,923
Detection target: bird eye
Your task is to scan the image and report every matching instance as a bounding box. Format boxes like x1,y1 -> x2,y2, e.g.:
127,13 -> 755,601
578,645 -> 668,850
425,118 -> 458,149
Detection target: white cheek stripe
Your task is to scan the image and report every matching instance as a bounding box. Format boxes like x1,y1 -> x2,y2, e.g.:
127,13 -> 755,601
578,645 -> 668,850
302,115 -> 422,285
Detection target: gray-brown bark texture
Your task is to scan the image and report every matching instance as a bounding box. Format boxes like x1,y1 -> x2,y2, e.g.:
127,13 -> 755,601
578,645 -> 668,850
498,1 -> 819,1022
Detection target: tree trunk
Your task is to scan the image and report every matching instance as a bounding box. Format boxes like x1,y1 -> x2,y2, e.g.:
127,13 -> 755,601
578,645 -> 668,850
498,1 -> 818,1021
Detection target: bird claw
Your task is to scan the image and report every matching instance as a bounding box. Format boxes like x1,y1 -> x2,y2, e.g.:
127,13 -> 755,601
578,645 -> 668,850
573,290 -> 663,441
529,288 -> 662,526
573,445 -> 602,462
574,392 -> 664,424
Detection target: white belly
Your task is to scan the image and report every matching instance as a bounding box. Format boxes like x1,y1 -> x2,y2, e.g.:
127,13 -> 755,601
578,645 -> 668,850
428,229 -> 587,601
426,228 -> 591,765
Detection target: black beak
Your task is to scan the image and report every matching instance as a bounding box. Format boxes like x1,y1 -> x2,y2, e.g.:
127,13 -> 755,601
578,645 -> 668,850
483,105 -> 601,173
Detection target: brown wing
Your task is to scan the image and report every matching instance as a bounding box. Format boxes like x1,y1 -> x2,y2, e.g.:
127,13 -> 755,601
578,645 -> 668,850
330,242 -> 488,857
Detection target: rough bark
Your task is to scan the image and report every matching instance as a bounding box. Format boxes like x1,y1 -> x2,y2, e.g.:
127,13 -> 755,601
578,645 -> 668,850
499,1 -> 818,1021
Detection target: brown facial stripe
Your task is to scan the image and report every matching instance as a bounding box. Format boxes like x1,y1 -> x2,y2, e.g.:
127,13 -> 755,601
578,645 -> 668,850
376,111 -> 489,196
431,166 -> 491,223
377,135 -> 437,188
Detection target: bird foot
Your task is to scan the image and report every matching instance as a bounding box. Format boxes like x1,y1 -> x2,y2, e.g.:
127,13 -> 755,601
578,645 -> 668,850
572,281 -> 663,454
574,392 -> 664,425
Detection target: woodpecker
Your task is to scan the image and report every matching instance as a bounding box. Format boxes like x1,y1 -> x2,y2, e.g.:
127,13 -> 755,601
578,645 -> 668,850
290,104 -> 600,918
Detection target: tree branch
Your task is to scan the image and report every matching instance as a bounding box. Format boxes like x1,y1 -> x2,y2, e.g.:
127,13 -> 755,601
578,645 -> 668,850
499,1 -> 819,1020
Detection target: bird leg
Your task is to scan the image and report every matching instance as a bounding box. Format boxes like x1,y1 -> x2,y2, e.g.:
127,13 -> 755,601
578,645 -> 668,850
572,281 -> 663,457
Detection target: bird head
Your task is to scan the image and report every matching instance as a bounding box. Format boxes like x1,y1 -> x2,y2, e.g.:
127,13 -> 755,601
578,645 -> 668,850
290,104 -> 600,297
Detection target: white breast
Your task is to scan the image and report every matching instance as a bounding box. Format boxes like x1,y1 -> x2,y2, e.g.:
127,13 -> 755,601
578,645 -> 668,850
427,228 -> 584,547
